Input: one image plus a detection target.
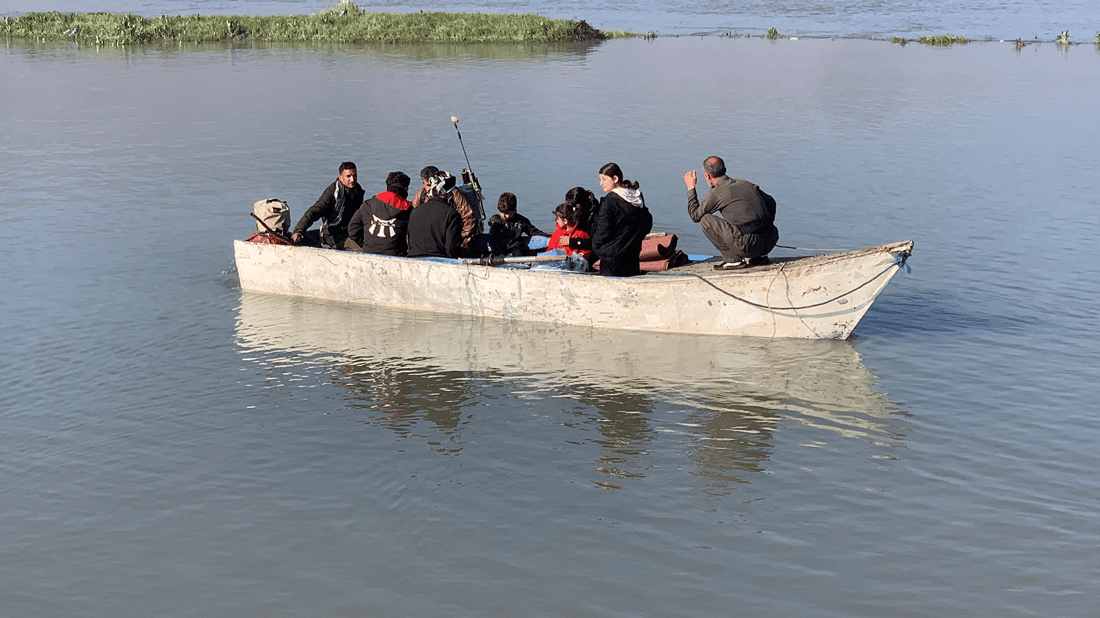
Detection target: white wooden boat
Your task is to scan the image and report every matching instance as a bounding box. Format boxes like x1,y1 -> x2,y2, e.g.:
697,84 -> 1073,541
233,239 -> 913,340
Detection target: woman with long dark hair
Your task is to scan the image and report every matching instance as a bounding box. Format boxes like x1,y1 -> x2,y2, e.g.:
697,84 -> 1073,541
591,162 -> 652,277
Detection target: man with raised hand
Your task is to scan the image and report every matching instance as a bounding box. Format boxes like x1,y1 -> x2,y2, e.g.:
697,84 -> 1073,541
684,156 -> 779,270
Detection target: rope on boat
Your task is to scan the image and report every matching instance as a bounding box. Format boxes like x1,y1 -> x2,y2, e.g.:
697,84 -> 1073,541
774,244 -> 855,253
689,252 -> 911,312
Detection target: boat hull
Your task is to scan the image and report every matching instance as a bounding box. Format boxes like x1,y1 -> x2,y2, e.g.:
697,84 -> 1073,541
233,240 -> 913,339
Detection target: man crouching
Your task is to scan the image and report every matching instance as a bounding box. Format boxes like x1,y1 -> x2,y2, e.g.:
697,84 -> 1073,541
684,156 -> 779,270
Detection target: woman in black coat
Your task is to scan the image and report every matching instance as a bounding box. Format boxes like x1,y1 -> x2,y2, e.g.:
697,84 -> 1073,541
591,162 -> 652,277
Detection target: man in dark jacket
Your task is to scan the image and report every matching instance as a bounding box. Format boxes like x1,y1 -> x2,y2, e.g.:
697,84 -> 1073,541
348,171 -> 413,256
407,171 -> 463,258
411,165 -> 480,252
684,156 -> 779,270
291,161 -> 365,250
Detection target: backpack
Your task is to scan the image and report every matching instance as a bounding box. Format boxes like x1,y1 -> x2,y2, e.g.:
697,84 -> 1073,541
248,198 -> 294,245
253,198 -> 290,234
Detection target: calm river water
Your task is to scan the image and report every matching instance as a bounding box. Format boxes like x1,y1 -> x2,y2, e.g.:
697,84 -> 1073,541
2,27 -> 1098,618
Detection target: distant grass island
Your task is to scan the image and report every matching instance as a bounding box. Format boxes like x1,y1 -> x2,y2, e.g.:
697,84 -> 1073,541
1,1 -> 632,46
4,2 -> 1095,48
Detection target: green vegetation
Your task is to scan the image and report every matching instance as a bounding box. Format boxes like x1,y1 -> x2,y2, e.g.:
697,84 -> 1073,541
0,2 -> 629,45
764,27 -> 780,40
914,34 -> 969,45
890,34 -> 969,46
893,31 -> 1097,49
890,34 -> 966,46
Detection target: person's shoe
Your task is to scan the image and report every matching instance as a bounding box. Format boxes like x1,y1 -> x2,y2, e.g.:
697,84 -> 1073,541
747,255 -> 771,266
714,260 -> 749,271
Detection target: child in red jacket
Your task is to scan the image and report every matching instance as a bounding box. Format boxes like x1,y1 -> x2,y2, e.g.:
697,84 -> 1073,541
547,202 -> 592,263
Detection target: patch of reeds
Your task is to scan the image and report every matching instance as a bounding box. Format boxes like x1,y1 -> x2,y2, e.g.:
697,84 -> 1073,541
0,2 -> 628,45
914,34 -> 969,45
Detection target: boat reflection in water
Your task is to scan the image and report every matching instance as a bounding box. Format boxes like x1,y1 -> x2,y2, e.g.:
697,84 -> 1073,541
235,293 -> 906,490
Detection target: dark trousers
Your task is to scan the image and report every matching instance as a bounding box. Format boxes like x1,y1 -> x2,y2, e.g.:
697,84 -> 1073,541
700,214 -> 778,262
299,227 -> 356,251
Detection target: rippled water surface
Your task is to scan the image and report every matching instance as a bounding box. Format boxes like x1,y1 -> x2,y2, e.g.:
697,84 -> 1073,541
2,35 -> 1098,617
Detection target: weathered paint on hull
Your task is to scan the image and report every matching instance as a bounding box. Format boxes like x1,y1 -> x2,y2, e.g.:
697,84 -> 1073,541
233,240 -> 913,339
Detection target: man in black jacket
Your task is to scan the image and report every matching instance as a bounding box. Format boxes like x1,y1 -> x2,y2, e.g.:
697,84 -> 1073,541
407,171 -> 463,258
291,161 -> 365,250
348,171 -> 413,256
411,165 -> 480,252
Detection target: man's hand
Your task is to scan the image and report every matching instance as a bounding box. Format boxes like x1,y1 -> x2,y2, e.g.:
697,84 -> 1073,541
684,170 -> 697,190
291,232 -> 301,244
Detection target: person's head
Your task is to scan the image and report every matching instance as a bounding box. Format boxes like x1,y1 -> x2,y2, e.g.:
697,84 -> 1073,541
565,186 -> 596,208
598,162 -> 639,192
385,171 -> 411,198
497,192 -> 518,220
419,165 -> 440,189
338,162 -> 358,189
426,170 -> 456,197
553,203 -> 577,229
703,156 -> 726,182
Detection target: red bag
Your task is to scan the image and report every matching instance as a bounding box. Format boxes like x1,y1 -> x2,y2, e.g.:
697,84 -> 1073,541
246,232 -> 294,246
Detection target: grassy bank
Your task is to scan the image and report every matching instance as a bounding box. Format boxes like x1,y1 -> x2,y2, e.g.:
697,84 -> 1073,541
1,2 -> 630,45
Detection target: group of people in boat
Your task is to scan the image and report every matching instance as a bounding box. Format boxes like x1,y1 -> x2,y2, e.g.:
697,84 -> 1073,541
278,156 -> 778,276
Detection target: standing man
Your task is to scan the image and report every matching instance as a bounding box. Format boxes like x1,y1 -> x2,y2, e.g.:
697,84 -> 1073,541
291,161 -> 365,250
684,156 -> 778,270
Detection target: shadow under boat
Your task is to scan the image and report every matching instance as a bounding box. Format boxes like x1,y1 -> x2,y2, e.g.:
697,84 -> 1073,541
235,292 -> 907,489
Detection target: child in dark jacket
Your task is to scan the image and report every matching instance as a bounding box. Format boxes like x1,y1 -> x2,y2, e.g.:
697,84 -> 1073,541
487,192 -> 549,256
